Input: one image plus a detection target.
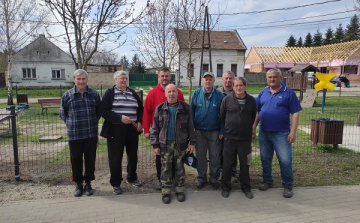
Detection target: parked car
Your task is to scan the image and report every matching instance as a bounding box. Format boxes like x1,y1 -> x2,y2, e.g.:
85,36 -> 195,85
330,76 -> 341,87
330,75 -> 350,87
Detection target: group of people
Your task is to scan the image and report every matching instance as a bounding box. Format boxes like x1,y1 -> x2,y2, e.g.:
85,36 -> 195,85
60,67 -> 301,204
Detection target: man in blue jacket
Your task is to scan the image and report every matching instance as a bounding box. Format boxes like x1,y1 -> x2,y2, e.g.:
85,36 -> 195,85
190,72 -> 224,189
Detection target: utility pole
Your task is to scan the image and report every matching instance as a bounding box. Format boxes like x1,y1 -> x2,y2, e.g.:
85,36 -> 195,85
198,6 -> 212,88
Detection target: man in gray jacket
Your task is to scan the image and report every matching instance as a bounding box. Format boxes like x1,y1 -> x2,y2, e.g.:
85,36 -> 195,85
151,84 -> 195,204
220,77 -> 257,199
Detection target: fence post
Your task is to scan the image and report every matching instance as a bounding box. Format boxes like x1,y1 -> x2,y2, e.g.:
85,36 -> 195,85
10,106 -> 20,181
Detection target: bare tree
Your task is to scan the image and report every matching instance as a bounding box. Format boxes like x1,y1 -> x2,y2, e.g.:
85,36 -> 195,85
0,0 -> 48,105
44,0 -> 148,70
133,0 -> 178,68
171,0 -> 214,101
89,48 -> 120,65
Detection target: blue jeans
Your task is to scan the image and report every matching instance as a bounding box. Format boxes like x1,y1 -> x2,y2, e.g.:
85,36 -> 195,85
259,130 -> 293,186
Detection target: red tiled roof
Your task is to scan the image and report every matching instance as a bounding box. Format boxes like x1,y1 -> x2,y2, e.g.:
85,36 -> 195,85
174,29 -> 246,50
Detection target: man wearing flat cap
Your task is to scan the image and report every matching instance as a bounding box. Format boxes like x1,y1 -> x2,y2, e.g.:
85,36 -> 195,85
190,72 -> 224,190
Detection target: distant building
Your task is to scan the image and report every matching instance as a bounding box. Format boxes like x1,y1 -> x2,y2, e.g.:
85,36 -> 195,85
168,29 -> 247,86
245,41 -> 360,81
8,34 -> 75,87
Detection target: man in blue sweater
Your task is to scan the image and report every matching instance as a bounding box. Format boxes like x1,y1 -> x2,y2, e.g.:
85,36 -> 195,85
190,72 -> 224,189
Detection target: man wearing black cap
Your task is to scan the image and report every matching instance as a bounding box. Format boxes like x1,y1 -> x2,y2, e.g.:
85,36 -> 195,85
151,84 -> 195,204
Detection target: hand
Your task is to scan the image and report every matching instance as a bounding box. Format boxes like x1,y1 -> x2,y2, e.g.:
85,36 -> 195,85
137,123 -> 142,132
252,129 -> 256,140
288,132 -> 296,143
144,133 -> 150,139
121,115 -> 132,124
188,145 -> 194,154
219,134 -> 223,140
154,148 -> 160,155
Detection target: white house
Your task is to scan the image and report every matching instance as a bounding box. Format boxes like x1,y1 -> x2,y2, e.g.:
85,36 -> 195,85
168,29 -> 247,87
8,34 -> 75,87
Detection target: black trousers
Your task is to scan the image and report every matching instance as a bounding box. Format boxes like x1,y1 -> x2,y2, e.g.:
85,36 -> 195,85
68,137 -> 98,184
221,138 -> 252,191
107,124 -> 139,187
220,138 -> 238,173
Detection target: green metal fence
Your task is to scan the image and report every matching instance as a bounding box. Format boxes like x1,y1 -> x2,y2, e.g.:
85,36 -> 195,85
1,108 -> 359,187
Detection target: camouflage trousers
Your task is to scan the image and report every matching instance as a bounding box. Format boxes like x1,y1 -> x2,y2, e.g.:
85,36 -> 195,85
160,141 -> 186,195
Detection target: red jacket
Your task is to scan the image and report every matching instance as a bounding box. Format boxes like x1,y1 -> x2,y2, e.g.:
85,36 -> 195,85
143,83 -> 185,134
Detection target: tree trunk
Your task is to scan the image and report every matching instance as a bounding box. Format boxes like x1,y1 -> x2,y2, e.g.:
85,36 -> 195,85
7,57 -> 13,105
188,49 -> 193,102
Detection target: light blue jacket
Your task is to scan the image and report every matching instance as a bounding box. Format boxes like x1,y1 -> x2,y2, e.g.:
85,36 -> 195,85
190,87 -> 224,134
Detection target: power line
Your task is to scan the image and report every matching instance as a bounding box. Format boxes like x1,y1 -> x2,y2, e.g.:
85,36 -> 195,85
219,16 -> 351,30
211,0 -> 342,15
231,10 -> 355,28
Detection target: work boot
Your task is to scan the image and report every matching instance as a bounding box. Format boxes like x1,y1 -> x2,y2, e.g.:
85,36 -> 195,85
74,183 -> 83,197
283,186 -> 293,198
243,190 -> 254,199
176,192 -> 186,202
84,183 -> 93,196
259,181 -> 273,191
162,194 -> 171,204
221,190 -> 230,198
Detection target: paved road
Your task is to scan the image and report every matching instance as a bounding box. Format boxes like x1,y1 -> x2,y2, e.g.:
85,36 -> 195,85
1,186 -> 359,223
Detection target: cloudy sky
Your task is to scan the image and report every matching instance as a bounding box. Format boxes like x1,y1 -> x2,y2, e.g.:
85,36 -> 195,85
44,0 -> 357,61
210,0 -> 356,49
120,0 -> 357,59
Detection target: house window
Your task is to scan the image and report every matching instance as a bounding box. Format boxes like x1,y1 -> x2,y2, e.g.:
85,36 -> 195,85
217,64 -> 223,77
320,67 -> 327,73
188,63 -> 194,78
202,64 -> 209,74
343,65 -> 357,74
22,68 -> 36,79
231,64 -> 237,76
52,69 -> 65,79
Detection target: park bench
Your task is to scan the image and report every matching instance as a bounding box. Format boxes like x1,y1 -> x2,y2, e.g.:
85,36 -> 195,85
38,98 -> 61,114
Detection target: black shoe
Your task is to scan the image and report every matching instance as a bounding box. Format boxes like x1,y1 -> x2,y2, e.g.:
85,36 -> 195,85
176,192 -> 186,202
211,181 -> 220,190
243,190 -> 254,199
74,184 -> 83,197
259,181 -> 273,191
197,181 -> 206,189
156,180 -> 162,190
221,190 -> 229,198
283,186 -> 293,198
126,180 -> 143,187
84,183 -> 93,196
162,194 -> 171,204
113,186 -> 123,195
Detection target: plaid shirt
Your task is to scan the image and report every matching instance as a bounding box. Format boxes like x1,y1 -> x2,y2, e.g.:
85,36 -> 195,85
60,86 -> 101,141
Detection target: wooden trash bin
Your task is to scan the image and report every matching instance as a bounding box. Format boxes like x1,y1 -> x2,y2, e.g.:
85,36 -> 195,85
16,93 -> 28,104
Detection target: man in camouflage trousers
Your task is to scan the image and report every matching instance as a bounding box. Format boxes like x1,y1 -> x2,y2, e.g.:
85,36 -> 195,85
150,84 -> 195,204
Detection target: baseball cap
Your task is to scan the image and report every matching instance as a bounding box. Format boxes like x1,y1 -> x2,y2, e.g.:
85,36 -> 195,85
203,71 -> 215,78
183,151 -> 199,169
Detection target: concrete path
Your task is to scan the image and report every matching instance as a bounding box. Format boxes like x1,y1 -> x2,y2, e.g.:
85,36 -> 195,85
1,185 -> 360,223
